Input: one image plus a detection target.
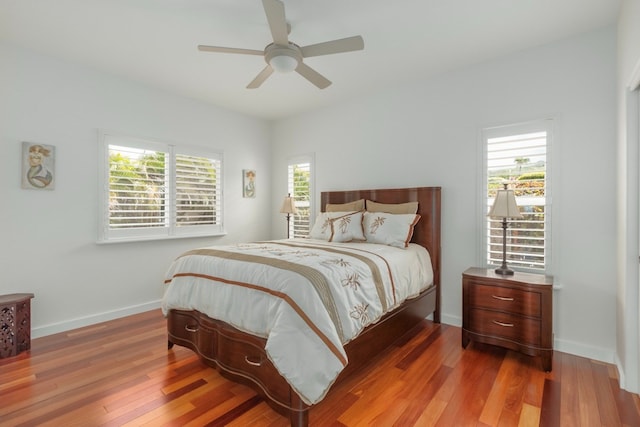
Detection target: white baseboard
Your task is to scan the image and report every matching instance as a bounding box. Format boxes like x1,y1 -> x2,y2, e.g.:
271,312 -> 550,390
32,300 -> 162,339
615,353 -> 627,389
614,352 -> 640,394
551,337 -> 615,364
440,314 -> 462,327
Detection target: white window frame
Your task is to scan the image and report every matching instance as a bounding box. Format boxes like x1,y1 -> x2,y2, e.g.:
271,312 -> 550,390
287,154 -> 314,238
479,119 -> 553,273
98,130 -> 224,243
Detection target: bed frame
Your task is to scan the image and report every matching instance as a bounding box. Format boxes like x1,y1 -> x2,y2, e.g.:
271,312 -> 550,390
166,186 -> 441,426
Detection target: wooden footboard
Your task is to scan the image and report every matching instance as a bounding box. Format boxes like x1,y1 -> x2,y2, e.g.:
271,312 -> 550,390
167,284 -> 437,426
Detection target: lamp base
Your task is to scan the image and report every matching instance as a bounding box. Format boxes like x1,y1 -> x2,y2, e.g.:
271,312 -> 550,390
494,266 -> 515,275
285,214 -> 291,239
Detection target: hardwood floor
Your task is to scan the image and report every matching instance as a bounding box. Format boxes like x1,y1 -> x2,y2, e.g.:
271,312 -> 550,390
1,310 -> 639,426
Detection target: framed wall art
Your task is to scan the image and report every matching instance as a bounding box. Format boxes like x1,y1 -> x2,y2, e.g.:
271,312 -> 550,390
22,141 -> 55,190
243,169 -> 256,198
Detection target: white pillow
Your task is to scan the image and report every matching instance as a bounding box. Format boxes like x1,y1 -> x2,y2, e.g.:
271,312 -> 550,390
309,211 -> 364,242
363,212 -> 421,248
330,211 -> 365,242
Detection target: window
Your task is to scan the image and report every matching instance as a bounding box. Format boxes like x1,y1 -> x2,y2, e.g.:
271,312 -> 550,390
482,120 -> 552,272
287,155 -> 314,238
98,131 -> 223,243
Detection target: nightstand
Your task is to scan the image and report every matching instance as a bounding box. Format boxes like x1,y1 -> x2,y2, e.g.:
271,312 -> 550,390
462,267 -> 553,371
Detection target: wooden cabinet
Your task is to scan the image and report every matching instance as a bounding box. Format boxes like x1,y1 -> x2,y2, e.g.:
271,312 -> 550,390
462,268 -> 553,371
0,293 -> 34,358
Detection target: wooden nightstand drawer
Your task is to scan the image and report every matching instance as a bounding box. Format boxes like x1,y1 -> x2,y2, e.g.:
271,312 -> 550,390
462,267 -> 553,371
469,308 -> 541,346
468,283 -> 541,317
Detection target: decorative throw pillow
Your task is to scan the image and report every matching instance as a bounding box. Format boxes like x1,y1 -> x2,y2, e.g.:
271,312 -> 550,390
309,212 -> 335,240
366,200 -> 419,214
363,212 -> 421,248
325,199 -> 365,212
309,211 -> 365,242
329,211 -> 365,242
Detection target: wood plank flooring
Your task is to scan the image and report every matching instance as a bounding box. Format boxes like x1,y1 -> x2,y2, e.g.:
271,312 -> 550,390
1,309 -> 639,426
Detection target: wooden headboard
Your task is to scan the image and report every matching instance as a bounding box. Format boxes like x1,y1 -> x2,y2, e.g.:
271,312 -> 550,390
320,187 -> 441,291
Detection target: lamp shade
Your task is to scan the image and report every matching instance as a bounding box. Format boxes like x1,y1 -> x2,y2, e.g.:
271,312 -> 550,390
280,195 -> 297,214
488,189 -> 523,219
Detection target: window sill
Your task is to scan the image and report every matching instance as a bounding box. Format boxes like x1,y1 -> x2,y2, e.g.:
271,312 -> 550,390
96,231 -> 227,245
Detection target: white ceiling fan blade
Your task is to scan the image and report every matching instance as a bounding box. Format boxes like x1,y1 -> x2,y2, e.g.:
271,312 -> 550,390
198,45 -> 264,56
296,62 -> 331,89
301,36 -> 364,58
247,65 -> 274,89
262,0 -> 289,45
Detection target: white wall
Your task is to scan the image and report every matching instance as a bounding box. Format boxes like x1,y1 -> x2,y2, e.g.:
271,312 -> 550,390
616,0 -> 640,393
271,27 -> 618,363
0,42 -> 271,337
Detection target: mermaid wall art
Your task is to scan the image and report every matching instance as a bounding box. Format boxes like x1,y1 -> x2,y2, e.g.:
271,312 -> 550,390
22,142 -> 55,190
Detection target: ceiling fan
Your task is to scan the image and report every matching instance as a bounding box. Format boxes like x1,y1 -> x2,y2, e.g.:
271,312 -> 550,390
197,0 -> 364,89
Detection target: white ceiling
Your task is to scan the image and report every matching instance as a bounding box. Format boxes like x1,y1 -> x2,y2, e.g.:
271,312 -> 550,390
0,0 -> 621,120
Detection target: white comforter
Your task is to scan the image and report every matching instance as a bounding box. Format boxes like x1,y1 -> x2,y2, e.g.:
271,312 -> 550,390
161,238 -> 433,405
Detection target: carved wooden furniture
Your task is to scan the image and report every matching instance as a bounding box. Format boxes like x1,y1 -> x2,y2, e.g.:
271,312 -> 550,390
166,187 -> 441,426
0,293 -> 34,358
462,267 -> 553,371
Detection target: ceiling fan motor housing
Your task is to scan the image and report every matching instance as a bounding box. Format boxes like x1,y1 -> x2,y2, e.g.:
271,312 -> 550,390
265,43 -> 302,73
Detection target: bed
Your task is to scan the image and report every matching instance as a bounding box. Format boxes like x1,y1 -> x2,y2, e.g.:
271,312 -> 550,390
163,186 -> 441,426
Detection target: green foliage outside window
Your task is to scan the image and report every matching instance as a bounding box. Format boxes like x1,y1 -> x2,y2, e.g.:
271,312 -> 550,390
291,164 -> 311,238
488,157 -> 546,270
109,151 -> 218,229
109,151 -> 166,228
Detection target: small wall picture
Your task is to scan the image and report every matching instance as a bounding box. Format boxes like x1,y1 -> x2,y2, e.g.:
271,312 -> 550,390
22,141 -> 55,190
243,169 -> 256,198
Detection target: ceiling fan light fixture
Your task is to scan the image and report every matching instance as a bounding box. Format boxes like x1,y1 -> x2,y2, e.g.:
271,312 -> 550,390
198,0 -> 364,88
269,52 -> 298,73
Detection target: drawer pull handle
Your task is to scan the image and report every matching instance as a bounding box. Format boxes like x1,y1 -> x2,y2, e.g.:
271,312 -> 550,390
492,320 -> 514,328
245,356 -> 263,367
492,295 -> 514,301
185,325 -> 198,333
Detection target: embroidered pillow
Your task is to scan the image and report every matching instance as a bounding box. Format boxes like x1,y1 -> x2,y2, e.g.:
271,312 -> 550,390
309,211 -> 364,242
309,212 -> 335,240
329,211 -> 365,243
363,212 -> 421,248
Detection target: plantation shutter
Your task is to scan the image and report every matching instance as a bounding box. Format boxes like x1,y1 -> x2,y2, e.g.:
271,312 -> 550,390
484,121 -> 551,272
287,158 -> 312,238
108,144 -> 168,231
175,154 -> 222,227
99,131 -> 224,242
